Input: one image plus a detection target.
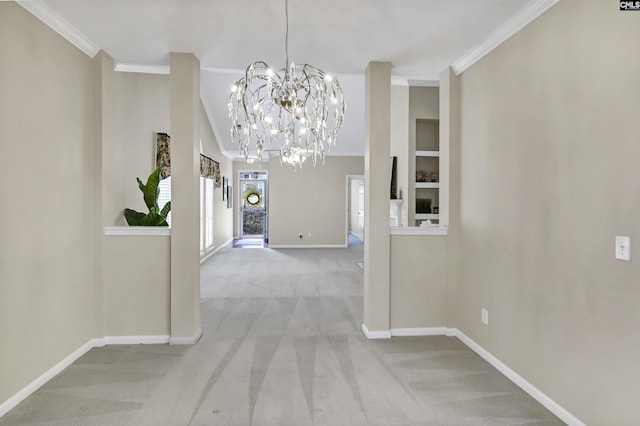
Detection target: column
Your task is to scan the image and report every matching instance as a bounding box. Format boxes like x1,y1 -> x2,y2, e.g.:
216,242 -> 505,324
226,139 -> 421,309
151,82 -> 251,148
169,52 -> 202,344
363,61 -> 392,338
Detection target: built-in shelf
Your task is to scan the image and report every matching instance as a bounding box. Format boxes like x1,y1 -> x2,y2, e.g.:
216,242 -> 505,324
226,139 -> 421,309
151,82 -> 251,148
416,150 -> 439,157
415,213 -> 439,220
415,118 -> 441,227
415,182 -> 440,189
390,226 -> 448,236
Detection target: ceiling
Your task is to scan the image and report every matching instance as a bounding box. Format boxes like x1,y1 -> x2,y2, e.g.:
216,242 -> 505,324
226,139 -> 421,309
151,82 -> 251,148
36,0 -> 536,158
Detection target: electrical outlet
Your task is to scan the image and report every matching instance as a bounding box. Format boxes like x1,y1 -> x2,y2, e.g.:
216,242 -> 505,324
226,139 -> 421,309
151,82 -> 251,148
481,308 -> 489,326
616,236 -> 631,261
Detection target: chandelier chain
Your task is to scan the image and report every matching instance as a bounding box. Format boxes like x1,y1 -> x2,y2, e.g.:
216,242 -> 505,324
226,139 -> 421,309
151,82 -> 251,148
285,0 -> 289,69
228,0 -> 345,168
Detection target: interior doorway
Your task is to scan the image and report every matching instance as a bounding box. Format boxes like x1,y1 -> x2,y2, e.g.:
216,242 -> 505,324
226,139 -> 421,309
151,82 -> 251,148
346,175 -> 365,247
238,171 -> 268,244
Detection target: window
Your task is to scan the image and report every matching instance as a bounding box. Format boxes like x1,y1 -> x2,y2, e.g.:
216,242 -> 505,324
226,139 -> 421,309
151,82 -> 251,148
158,176 -> 171,226
200,177 -> 215,254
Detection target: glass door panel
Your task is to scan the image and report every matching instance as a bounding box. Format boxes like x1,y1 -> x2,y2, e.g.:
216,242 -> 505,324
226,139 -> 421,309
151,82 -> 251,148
240,177 -> 267,239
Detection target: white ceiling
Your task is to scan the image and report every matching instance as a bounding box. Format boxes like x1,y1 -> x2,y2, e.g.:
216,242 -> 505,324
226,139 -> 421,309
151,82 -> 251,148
37,0 -> 536,158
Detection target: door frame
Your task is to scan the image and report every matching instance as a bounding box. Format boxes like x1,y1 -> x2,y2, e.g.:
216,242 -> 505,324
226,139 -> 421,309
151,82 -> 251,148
238,169 -> 269,240
345,174 -> 365,246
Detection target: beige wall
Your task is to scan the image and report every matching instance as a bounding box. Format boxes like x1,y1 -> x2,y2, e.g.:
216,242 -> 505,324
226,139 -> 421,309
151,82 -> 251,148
106,73 -> 170,225
349,179 -> 363,238
390,236 -> 447,329
450,0 -> 640,423
363,62 -> 392,333
390,85 -> 410,226
268,156 -> 364,246
200,103 -> 233,250
103,236 -> 171,335
0,2 -> 97,404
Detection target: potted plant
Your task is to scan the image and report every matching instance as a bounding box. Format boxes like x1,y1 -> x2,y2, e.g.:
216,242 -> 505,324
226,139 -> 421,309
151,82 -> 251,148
416,198 -> 432,214
124,166 -> 171,226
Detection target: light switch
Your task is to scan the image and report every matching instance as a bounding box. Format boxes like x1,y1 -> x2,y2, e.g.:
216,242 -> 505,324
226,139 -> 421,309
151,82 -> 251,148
615,236 -> 631,261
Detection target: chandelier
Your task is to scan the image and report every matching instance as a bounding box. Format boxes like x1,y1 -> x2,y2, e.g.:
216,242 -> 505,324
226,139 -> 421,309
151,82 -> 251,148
228,0 -> 345,167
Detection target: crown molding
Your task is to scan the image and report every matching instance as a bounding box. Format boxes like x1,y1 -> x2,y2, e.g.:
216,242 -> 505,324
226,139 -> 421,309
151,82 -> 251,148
391,77 -> 440,87
451,0 -> 561,75
17,0 -> 99,58
114,63 -> 170,75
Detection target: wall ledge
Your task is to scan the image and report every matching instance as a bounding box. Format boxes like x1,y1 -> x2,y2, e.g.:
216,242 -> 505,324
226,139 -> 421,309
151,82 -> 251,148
104,226 -> 171,236
390,226 -> 447,236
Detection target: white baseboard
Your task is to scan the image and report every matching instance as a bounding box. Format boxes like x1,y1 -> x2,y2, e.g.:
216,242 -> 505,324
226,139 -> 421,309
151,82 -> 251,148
447,328 -> 585,426
0,337 -> 101,418
269,244 -> 347,249
348,231 -> 364,240
0,330 -> 203,418
363,325 -> 583,425
1,326 -> 582,425
104,335 -> 170,345
200,238 -> 233,264
169,328 -> 203,345
390,327 -> 447,337
361,323 -> 391,339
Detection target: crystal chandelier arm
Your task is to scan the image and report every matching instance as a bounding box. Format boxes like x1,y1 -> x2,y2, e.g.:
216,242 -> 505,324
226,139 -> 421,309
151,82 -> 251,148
227,0 -> 345,167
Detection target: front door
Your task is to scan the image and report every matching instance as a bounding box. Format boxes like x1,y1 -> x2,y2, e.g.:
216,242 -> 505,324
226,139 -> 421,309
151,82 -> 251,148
239,172 -> 268,240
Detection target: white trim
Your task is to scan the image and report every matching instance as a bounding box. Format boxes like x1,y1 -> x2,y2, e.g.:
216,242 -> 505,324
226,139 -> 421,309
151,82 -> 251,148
361,323 -> 392,339
415,214 -> 440,220
17,0 -> 100,58
103,335 -> 170,345
200,238 -> 233,264
104,226 -> 171,236
416,150 -> 439,157
346,174 -> 365,248
448,328 -> 585,426
114,63 -> 170,75
391,77 -> 440,87
0,332 -> 203,417
269,244 -> 347,249
451,0 -> 561,75
169,328 -> 203,345
0,338 -> 101,417
390,327 -> 447,337
415,182 -> 440,189
390,226 -> 448,236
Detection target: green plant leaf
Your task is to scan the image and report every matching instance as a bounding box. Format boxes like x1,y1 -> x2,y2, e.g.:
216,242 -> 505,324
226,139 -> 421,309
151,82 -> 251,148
160,201 -> 171,218
139,167 -> 162,211
124,208 -> 146,226
125,166 -> 170,226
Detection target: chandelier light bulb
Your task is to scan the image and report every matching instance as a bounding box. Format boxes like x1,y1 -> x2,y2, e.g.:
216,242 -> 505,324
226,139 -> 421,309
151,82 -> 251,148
228,0 -> 345,168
